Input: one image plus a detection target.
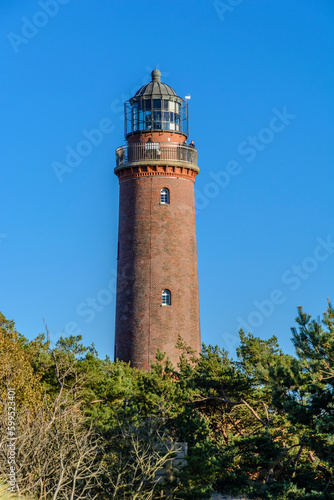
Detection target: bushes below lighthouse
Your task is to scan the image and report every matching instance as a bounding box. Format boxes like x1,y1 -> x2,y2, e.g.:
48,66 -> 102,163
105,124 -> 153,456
0,304 -> 333,499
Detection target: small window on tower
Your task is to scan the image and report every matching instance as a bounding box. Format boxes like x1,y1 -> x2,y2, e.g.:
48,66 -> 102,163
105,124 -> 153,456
160,188 -> 170,204
162,289 -> 171,306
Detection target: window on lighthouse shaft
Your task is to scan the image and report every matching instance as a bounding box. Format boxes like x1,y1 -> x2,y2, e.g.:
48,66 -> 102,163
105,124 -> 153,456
162,290 -> 171,306
160,188 -> 170,204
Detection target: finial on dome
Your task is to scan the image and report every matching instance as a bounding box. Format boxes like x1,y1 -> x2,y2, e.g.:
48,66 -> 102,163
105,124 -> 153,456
151,68 -> 161,82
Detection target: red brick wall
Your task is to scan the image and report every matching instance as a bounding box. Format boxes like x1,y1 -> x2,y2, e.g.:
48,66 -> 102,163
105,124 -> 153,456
115,174 -> 200,370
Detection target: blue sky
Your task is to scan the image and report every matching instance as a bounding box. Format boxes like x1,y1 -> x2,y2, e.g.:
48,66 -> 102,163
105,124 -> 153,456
1,0 -> 333,359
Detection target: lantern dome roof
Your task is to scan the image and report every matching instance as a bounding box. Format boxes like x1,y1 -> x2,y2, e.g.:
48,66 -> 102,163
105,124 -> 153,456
133,69 -> 179,99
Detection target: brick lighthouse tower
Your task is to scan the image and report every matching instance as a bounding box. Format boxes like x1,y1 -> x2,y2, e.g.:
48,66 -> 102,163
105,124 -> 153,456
114,69 -> 200,370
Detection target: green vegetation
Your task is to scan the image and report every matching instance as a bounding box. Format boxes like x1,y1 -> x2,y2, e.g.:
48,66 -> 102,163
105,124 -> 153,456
0,305 -> 333,499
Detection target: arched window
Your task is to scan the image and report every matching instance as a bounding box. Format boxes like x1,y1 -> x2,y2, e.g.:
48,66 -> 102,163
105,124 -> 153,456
162,289 -> 171,306
160,188 -> 170,204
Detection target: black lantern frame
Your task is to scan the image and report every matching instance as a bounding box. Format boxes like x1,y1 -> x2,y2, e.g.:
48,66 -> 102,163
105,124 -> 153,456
124,96 -> 188,138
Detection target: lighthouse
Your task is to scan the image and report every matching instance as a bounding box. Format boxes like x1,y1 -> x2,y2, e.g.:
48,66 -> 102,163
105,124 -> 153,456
114,69 -> 200,370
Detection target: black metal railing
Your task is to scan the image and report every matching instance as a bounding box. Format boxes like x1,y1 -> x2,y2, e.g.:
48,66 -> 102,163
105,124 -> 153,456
115,142 -> 197,169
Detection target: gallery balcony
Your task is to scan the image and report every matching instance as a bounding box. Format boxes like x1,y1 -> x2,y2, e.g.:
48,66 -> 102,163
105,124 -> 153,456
115,142 -> 198,174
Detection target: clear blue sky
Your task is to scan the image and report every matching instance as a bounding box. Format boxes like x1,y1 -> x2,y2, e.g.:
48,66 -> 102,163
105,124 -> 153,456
1,0 -> 333,359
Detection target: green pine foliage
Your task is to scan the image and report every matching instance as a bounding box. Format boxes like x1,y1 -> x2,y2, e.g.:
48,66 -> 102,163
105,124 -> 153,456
0,304 -> 333,499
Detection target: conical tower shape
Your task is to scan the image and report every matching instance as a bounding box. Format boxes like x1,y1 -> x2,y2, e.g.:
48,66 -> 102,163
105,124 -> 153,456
114,70 -> 200,370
